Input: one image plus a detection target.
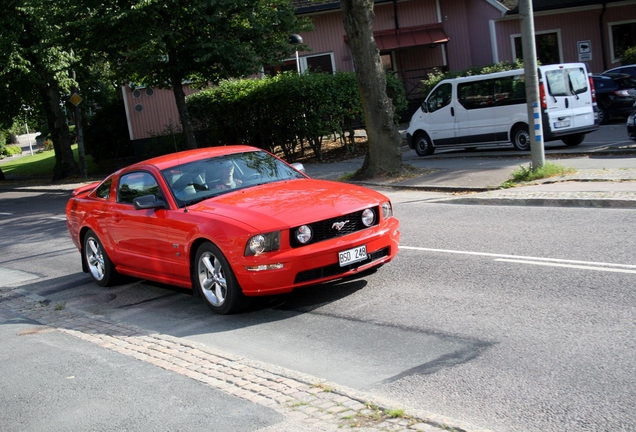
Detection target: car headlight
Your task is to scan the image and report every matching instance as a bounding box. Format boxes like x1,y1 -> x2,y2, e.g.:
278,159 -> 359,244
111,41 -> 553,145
245,231 -> 280,256
295,225 -> 313,244
381,201 -> 393,219
361,208 -> 375,227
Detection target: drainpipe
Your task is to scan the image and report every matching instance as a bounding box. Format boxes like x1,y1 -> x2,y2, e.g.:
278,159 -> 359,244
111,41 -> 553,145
599,0 -> 607,70
393,0 -> 399,31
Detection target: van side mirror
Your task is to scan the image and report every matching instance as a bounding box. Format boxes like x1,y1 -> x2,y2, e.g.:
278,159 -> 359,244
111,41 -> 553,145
421,100 -> 429,113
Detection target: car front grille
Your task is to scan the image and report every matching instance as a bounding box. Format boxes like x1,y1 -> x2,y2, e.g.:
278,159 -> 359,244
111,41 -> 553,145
294,247 -> 390,284
289,208 -> 378,248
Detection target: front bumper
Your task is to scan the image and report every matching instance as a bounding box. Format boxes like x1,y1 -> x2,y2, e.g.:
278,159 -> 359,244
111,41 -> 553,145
234,217 -> 400,296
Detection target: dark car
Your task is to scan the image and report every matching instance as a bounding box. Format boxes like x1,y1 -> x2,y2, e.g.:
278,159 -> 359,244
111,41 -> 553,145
592,74 -> 636,124
603,64 -> 636,78
628,111 -> 636,141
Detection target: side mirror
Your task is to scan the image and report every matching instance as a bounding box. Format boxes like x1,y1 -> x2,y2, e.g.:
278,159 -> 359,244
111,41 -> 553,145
291,162 -> 305,173
421,100 -> 429,113
133,194 -> 167,210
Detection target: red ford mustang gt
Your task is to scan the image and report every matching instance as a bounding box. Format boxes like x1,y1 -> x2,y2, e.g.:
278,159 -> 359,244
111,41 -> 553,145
66,146 -> 400,314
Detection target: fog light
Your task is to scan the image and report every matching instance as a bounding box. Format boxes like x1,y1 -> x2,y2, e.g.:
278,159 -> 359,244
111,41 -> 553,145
245,263 -> 284,272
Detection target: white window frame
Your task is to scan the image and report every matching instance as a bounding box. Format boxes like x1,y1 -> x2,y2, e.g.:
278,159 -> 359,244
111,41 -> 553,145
297,52 -> 336,74
608,19 -> 636,64
511,29 -> 563,64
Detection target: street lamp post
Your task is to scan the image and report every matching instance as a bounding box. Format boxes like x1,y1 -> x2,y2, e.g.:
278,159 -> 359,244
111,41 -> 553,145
289,34 -> 303,74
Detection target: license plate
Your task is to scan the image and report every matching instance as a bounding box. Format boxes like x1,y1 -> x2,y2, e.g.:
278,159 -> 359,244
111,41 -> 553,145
554,120 -> 570,128
339,245 -> 367,267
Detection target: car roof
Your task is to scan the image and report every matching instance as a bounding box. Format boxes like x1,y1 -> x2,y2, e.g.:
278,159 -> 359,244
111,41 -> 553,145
132,145 -> 262,171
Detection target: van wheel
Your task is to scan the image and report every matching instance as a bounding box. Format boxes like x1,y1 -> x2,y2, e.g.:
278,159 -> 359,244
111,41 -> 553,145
414,132 -> 434,156
562,134 -> 584,146
511,125 -> 530,151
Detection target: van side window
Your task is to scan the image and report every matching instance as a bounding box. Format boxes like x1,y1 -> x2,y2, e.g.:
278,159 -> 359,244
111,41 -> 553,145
426,83 -> 452,113
493,76 -> 526,106
458,80 -> 493,110
567,68 -> 588,95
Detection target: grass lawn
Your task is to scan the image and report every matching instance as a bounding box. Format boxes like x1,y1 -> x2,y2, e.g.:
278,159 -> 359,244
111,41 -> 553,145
0,145 -> 99,180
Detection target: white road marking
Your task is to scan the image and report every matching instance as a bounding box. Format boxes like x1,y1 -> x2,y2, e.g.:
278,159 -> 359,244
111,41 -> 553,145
399,246 -> 636,273
495,259 -> 636,274
0,212 -> 12,216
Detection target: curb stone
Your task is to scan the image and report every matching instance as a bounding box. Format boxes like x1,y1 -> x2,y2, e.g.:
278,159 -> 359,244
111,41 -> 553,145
0,285 -> 492,432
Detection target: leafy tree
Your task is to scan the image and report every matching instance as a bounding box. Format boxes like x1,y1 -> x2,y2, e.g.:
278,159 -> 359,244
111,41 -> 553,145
340,0 -> 402,178
0,0 -> 80,180
64,0 -> 311,150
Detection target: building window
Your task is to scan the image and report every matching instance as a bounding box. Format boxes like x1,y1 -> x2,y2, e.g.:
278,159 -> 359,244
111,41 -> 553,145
513,31 -> 561,65
305,53 -> 335,74
381,53 -> 394,72
610,20 -> 636,63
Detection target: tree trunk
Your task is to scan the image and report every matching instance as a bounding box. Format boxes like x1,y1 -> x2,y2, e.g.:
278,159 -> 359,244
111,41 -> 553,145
172,77 -> 198,150
39,76 -> 80,181
341,0 -> 402,179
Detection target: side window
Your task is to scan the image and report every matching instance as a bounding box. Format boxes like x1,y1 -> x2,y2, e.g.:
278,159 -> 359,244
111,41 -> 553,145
458,80 -> 493,110
95,179 -> 112,199
493,76 -> 526,106
117,172 -> 160,204
567,68 -> 588,95
426,83 -> 452,113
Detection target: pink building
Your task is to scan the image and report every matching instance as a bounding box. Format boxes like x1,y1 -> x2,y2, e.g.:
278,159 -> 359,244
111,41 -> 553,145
123,0 -> 636,144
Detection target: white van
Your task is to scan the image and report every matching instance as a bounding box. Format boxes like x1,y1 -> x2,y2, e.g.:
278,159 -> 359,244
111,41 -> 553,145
406,63 -> 598,156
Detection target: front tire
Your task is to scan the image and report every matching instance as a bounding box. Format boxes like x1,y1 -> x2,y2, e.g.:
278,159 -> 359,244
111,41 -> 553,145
83,230 -> 117,287
511,124 -> 530,151
194,242 -> 249,315
562,134 -> 584,147
598,106 -> 609,125
413,132 -> 434,157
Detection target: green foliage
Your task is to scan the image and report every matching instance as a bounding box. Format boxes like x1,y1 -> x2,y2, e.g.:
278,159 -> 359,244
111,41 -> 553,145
84,99 -> 133,162
420,60 -> 525,97
621,46 -> 636,65
2,145 -> 23,158
143,123 -> 187,160
501,162 -> 576,188
187,71 -> 406,161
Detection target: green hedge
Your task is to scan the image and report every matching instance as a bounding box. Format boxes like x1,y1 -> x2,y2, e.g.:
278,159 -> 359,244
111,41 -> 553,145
187,71 -> 406,161
622,46 -> 636,65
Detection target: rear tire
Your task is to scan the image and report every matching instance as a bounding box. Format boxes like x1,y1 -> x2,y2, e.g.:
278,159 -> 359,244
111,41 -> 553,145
562,134 -> 584,147
413,132 -> 434,157
511,124 -> 530,151
83,230 -> 118,287
598,106 -> 609,125
193,242 -> 250,315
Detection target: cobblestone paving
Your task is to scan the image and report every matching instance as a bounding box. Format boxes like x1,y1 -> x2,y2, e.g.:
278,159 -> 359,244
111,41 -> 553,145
0,286 -> 489,432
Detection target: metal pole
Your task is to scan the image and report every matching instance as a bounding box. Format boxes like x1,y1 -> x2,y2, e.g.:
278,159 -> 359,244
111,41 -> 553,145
25,122 -> 34,156
295,50 -> 300,74
519,0 -> 545,170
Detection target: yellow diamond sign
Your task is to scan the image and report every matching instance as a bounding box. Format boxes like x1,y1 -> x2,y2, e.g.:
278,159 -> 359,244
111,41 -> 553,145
69,93 -> 83,106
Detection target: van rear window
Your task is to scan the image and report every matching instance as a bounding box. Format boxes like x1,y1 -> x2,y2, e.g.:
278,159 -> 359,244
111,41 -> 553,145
545,67 -> 588,97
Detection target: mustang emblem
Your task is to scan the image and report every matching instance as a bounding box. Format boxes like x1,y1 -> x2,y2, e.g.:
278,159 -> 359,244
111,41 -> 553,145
332,220 -> 349,231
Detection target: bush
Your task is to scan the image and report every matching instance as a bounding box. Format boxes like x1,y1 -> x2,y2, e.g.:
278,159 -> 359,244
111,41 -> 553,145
420,60 -> 525,97
84,99 -> 133,162
187,71 -> 406,161
621,46 -> 636,65
1,144 -> 22,158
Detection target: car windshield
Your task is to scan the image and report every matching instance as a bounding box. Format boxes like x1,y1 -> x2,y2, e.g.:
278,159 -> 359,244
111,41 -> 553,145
161,150 -> 305,207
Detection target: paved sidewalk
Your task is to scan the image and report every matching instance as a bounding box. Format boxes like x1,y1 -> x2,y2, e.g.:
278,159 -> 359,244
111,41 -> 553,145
0,286 -> 489,432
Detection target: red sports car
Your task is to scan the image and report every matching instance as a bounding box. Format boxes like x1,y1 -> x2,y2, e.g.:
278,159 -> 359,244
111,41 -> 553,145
66,146 -> 400,314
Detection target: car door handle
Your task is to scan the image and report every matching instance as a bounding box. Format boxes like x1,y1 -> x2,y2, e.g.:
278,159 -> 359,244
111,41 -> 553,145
112,215 -> 121,223
565,98 -> 569,108
451,107 -> 455,117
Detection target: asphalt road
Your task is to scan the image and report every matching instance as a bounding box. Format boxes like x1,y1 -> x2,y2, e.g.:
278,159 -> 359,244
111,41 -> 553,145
1,177 -> 635,431
2,122 -> 635,431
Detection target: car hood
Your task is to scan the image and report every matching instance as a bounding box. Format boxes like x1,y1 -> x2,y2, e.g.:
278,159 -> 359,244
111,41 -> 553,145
189,179 -> 387,229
